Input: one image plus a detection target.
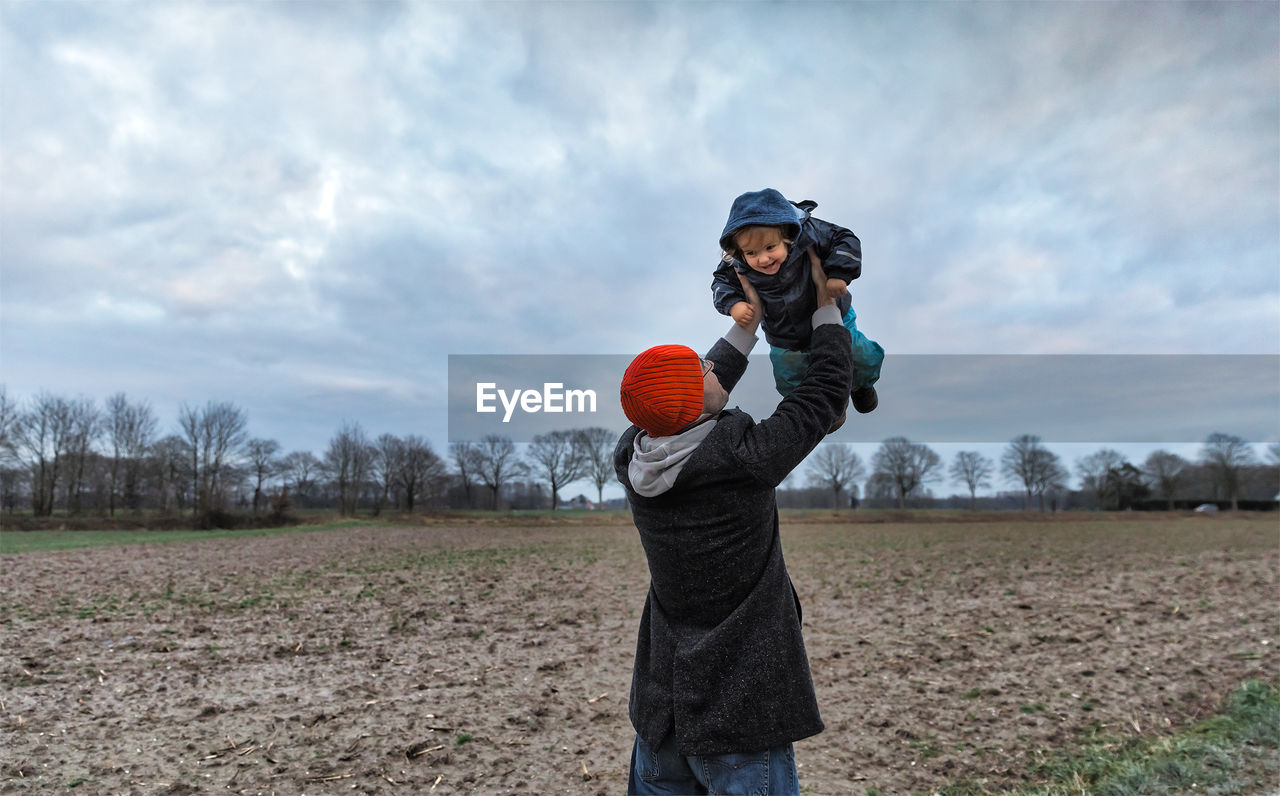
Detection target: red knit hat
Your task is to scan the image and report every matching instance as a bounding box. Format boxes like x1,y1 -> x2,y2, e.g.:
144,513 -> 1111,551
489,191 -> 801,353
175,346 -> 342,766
620,344 -> 705,437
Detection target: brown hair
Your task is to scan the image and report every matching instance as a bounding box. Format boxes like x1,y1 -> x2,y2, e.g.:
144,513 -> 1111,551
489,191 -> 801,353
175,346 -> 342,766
721,224 -> 793,264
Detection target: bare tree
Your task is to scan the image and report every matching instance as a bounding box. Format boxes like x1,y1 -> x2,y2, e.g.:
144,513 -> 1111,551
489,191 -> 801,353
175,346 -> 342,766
0,388 -> 19,513
575,427 -> 616,508
325,421 -> 370,516
121,397 -> 157,513
399,435 -> 446,512
1199,432 -> 1256,511
473,435 -> 524,510
1143,450 -> 1188,510
1099,462 -> 1148,510
870,437 -> 941,509
0,386 -> 17,463
0,465 -> 24,514
106,393 -> 130,516
279,450 -> 322,505
106,393 -> 157,515
222,461 -> 251,512
178,401 -> 249,514
805,444 -> 865,508
150,435 -> 190,513
13,392 -> 75,516
371,433 -> 405,516
1002,434 -> 1048,510
1029,447 -> 1068,512
177,404 -> 201,513
204,402 -> 249,511
245,438 -> 281,515
864,471 -> 897,503
61,397 -> 101,515
1075,448 -> 1127,508
528,430 -> 588,510
450,441 -> 482,509
949,450 -> 993,510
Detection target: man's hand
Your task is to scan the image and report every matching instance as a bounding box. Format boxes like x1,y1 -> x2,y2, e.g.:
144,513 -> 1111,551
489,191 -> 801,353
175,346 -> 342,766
809,249 -> 838,307
825,277 -> 849,298
734,274 -> 765,334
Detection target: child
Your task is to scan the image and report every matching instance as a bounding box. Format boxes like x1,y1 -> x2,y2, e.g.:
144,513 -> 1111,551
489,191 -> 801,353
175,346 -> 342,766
711,188 -> 884,430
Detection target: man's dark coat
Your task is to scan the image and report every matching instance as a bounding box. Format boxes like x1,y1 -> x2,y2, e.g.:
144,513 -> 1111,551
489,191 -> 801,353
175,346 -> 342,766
615,320 -> 853,755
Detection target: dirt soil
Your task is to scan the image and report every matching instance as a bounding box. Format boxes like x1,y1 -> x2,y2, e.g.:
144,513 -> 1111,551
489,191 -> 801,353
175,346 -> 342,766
1,514 -> 1276,795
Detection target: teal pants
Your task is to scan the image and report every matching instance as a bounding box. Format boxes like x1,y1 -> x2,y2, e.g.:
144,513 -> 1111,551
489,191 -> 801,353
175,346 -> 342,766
769,305 -> 884,397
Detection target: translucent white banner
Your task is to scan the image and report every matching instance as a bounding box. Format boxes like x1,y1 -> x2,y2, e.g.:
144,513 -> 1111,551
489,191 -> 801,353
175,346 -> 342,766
447,354 -> 1280,444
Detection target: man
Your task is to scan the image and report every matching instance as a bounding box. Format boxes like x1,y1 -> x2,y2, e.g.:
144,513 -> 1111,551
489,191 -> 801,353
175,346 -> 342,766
615,252 -> 854,794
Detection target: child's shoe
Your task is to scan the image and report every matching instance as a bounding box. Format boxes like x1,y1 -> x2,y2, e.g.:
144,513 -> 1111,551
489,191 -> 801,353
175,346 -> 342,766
851,386 -> 878,414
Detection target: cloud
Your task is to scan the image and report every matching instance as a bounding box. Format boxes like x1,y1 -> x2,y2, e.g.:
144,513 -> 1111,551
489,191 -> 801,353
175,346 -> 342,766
0,1 -> 1275,456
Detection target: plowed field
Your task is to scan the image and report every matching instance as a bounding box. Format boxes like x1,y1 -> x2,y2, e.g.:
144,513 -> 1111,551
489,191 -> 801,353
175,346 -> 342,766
2,514 -> 1276,794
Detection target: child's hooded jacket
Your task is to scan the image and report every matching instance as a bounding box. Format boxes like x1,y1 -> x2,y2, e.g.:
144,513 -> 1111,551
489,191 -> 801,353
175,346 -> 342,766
711,188 -> 862,350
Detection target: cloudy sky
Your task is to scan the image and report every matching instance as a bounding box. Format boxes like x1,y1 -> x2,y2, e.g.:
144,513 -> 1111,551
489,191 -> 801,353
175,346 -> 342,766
2,1 -> 1277,493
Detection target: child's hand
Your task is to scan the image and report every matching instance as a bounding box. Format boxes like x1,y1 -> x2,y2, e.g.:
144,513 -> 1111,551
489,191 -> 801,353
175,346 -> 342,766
733,277 -> 765,334
825,277 -> 849,297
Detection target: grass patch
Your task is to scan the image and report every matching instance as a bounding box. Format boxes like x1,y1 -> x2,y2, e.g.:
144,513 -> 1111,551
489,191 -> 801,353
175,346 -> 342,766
0,520 -> 372,555
942,679 -> 1280,795
405,509 -> 636,527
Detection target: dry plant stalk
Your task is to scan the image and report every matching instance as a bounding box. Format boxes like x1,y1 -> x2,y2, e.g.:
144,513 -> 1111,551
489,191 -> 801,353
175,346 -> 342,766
307,772 -> 353,783
406,742 -> 445,759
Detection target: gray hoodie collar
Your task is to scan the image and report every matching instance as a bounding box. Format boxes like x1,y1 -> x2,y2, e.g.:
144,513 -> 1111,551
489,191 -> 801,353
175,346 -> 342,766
628,416 -> 718,497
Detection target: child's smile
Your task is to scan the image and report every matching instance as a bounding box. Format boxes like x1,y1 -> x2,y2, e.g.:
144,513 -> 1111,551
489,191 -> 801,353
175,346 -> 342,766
735,226 -> 789,276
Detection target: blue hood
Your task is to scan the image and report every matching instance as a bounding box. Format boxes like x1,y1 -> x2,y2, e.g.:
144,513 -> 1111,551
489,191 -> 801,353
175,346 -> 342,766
719,188 -> 802,252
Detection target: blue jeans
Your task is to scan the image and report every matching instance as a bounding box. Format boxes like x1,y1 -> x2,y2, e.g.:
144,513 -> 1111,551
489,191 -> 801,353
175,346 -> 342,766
769,304 -> 884,397
628,733 -> 800,795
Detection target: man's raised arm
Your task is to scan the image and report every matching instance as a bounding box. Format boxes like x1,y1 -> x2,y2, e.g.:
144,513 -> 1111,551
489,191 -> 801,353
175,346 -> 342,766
731,250 -> 853,485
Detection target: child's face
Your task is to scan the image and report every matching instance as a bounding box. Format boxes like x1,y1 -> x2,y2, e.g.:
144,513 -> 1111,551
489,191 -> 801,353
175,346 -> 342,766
735,226 -> 788,276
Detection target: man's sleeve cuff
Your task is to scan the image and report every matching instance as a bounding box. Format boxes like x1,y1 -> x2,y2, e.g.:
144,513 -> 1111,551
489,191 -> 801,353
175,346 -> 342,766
811,304 -> 842,329
724,323 -> 758,356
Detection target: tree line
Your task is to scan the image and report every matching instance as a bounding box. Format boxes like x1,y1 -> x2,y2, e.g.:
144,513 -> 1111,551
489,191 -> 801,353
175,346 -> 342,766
0,387 -> 1275,518
0,388 -> 624,518
799,433 -> 1278,512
